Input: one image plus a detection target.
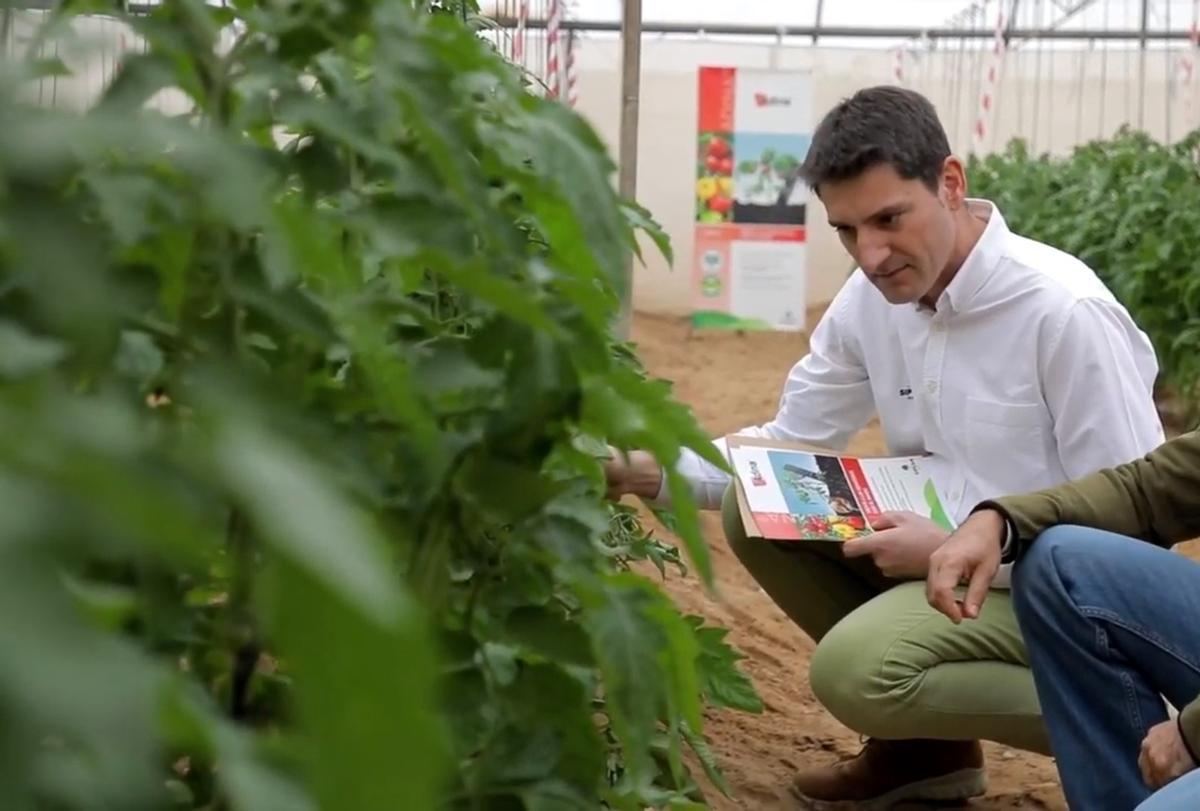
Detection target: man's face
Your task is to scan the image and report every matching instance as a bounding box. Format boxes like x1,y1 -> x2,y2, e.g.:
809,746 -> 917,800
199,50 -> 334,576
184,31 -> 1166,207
819,161 -> 959,306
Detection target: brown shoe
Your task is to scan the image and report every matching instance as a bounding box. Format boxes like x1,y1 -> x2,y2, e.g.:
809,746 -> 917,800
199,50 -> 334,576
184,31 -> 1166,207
789,738 -> 987,809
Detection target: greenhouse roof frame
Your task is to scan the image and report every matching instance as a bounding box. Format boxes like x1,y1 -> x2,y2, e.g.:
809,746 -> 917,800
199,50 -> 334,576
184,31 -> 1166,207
485,17 -> 1187,42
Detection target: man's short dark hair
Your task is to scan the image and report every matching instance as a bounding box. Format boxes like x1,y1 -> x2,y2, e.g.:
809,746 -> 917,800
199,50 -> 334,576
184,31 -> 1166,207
799,86 -> 951,194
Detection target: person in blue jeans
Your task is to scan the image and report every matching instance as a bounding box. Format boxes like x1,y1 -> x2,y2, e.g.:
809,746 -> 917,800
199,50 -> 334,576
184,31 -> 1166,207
923,431 -> 1200,810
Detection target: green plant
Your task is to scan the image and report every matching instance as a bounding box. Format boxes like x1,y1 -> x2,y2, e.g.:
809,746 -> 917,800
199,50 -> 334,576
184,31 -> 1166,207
0,1 -> 761,808
969,130 -> 1200,422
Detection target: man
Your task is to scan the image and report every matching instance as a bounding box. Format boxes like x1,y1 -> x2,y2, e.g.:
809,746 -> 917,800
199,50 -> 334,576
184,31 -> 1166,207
605,85 -> 1164,807
926,432 -> 1200,810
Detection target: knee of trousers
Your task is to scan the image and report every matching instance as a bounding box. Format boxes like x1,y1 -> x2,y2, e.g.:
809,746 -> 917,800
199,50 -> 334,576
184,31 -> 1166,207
1011,525 -> 1099,623
809,618 -> 920,739
721,483 -> 770,573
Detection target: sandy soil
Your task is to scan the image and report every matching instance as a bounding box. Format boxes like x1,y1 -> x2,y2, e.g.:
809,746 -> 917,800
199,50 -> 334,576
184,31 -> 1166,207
627,309 -> 1068,810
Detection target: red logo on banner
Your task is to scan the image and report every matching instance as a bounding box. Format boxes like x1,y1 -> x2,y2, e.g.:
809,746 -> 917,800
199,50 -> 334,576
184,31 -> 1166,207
754,92 -> 792,108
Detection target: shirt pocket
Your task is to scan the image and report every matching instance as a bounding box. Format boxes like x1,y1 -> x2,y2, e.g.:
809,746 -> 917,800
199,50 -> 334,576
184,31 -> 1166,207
964,396 -> 1050,482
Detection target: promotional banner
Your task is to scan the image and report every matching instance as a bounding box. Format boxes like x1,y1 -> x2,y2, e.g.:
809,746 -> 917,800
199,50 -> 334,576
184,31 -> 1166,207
692,67 -> 811,331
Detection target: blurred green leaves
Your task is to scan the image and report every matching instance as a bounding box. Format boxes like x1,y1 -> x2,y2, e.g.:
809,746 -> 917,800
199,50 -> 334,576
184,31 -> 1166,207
0,0 -> 759,809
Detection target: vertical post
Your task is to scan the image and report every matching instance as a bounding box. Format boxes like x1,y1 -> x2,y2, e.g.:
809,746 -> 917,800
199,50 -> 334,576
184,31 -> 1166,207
813,0 -> 825,44
1138,0 -> 1150,130
616,0 -> 642,339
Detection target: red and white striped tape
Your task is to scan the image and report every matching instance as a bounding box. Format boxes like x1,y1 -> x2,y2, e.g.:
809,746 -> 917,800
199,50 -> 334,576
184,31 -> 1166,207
973,1 -> 1008,151
514,0 -> 529,66
566,29 -> 578,107
546,0 -> 561,98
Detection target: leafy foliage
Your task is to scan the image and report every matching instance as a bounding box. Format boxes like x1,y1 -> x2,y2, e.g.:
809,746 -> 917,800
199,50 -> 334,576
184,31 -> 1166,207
0,0 -> 760,808
968,130 -> 1200,421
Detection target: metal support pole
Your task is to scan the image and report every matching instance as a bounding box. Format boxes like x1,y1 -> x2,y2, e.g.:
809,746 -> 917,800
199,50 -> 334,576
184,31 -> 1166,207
616,0 -> 642,339
1139,0 -> 1150,129
813,0 -> 825,44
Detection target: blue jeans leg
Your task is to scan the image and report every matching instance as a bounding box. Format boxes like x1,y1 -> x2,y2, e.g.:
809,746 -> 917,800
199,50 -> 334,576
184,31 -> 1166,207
1012,527 -> 1200,811
1137,770 -> 1200,810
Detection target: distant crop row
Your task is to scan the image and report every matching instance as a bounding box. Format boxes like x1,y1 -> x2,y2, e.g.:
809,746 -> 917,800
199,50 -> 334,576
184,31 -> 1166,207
969,130 -> 1200,424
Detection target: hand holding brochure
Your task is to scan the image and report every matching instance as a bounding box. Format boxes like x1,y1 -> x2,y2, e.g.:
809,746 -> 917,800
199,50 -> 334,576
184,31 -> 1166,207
726,435 -> 956,542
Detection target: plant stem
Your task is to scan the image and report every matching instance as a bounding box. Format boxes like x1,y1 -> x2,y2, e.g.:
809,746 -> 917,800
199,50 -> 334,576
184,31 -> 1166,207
225,507 -> 259,721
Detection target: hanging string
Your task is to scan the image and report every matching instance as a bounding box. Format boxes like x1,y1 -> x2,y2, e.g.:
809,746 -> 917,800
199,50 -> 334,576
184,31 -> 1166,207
967,5 -> 983,148
1044,0 -> 1056,151
515,0 -> 527,69
950,8 -> 969,149
1015,0 -> 1026,138
940,27 -> 952,123
1031,0 -> 1045,152
537,0 -> 547,88
1185,0 -> 1195,133
1124,0 -> 1134,127
969,2 -> 986,150
1166,0 -> 1174,142
920,32 -> 933,100
1099,0 -> 1110,138
1075,0 -> 1090,145
973,0 -> 1007,153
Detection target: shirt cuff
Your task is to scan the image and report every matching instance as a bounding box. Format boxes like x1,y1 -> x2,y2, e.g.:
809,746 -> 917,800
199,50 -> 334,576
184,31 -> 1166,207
999,521 -> 1014,559
650,442 -> 734,511
970,501 -> 1020,564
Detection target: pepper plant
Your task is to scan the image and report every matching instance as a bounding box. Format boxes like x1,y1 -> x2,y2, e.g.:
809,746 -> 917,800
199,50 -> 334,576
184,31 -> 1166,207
969,130 -> 1200,422
0,0 -> 761,808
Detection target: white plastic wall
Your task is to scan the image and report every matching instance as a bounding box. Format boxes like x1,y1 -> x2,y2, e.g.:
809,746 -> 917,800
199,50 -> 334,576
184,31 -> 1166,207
5,12 -> 1194,316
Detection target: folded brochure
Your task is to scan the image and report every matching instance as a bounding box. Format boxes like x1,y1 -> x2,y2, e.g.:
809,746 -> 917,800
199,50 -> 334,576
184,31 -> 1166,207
727,435 -> 955,542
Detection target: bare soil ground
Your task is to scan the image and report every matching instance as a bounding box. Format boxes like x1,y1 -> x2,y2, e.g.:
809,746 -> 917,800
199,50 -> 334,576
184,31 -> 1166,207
627,309 -> 1068,810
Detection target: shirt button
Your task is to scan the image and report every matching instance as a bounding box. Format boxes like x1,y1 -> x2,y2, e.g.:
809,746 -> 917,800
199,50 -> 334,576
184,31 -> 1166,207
931,322 -> 945,333
925,380 -> 938,394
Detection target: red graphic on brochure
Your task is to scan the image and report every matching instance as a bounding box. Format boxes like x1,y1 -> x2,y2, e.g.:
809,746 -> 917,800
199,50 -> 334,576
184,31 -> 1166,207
726,436 -> 955,543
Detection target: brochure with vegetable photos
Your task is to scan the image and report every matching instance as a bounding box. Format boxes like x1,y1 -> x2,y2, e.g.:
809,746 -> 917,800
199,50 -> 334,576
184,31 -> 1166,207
726,435 -> 956,542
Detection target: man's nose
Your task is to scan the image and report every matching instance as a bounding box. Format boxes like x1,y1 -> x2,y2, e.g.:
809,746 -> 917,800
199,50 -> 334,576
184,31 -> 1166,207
857,238 -> 890,274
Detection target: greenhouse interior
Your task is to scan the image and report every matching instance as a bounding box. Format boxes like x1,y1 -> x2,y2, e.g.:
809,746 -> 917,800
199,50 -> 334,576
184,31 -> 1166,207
2,1 -> 1199,809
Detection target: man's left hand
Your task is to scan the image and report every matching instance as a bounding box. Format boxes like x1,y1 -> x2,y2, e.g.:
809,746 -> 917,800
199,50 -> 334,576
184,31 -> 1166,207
1139,720 -> 1198,790
842,511 -> 949,579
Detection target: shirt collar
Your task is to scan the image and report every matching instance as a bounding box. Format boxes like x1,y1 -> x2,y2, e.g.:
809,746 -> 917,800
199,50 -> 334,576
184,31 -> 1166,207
925,198 -> 1008,315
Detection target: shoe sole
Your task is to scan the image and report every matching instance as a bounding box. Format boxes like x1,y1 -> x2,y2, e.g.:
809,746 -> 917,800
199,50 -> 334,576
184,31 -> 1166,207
791,767 -> 988,810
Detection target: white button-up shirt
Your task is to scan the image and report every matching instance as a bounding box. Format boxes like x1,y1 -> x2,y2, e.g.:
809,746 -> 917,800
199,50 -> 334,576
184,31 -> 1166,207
662,200 -> 1165,526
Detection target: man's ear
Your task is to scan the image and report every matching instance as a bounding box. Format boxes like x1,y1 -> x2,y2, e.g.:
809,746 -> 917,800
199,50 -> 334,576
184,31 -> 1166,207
941,156 -> 968,209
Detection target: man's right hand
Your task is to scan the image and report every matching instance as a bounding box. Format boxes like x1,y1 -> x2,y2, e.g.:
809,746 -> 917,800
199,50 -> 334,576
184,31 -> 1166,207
603,447 -> 664,501
925,508 -> 1007,623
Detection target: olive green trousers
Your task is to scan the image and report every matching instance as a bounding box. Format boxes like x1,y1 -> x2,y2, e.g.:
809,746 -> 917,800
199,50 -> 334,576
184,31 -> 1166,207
721,486 -> 1051,755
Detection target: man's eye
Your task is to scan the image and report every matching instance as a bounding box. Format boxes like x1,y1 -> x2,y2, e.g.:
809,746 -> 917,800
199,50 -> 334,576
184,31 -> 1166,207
880,213 -> 900,227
